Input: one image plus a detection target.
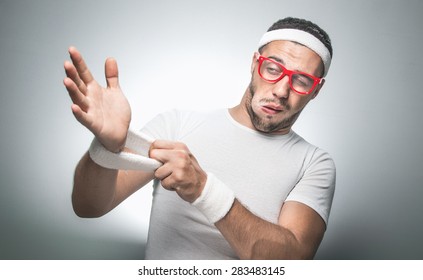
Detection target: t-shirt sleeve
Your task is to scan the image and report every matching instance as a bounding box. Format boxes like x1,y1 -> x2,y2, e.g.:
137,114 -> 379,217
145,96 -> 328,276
285,148 -> 336,226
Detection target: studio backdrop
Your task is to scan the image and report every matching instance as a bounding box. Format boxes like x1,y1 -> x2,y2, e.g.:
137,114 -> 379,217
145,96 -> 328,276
0,0 -> 422,259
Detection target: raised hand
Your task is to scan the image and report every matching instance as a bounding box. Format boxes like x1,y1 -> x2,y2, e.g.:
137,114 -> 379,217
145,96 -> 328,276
63,46 -> 131,152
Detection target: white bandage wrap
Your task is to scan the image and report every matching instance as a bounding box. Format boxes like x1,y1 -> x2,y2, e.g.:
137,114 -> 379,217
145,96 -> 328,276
88,129 -> 162,172
258,29 -> 332,76
191,173 -> 235,224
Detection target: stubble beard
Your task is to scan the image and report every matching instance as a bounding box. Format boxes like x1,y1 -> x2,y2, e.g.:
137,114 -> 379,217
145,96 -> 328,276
245,80 -> 302,134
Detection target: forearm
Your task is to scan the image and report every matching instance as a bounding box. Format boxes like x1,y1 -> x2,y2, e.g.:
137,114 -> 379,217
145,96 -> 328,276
72,152 -> 119,217
215,200 -> 308,260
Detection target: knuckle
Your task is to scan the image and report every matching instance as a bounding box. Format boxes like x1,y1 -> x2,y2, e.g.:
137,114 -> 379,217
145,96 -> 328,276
178,142 -> 189,150
160,178 -> 173,189
172,170 -> 184,184
149,149 -> 157,159
175,149 -> 190,161
174,142 -> 189,152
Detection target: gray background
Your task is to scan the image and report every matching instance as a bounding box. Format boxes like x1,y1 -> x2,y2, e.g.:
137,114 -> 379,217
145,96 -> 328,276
1,0 -> 422,259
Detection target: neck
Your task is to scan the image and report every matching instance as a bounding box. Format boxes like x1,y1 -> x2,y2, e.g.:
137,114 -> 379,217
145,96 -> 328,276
228,103 -> 251,129
228,89 -> 253,129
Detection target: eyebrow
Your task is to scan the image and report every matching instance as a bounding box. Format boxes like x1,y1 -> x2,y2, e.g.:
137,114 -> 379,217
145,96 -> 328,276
266,55 -> 316,76
268,55 -> 285,65
267,55 -> 304,73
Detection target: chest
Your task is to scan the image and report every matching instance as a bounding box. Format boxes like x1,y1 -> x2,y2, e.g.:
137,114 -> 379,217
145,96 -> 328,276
182,125 -> 309,223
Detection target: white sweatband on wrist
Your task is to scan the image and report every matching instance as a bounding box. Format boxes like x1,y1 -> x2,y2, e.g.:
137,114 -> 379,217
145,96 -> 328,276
191,172 -> 235,224
88,129 -> 162,172
258,28 -> 332,76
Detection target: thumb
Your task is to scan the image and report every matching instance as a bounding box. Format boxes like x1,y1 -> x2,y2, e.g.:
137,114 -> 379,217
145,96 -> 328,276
105,57 -> 120,89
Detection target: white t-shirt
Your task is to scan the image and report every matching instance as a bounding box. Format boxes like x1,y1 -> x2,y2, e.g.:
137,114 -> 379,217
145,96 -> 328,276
141,109 -> 336,259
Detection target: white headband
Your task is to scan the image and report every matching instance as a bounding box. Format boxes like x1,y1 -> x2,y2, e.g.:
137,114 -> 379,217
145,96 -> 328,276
258,29 -> 332,77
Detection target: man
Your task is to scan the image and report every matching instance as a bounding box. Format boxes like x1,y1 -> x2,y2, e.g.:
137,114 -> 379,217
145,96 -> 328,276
63,17 -> 335,259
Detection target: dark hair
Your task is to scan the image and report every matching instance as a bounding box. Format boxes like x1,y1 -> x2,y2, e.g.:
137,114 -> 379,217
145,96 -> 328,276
261,17 -> 333,58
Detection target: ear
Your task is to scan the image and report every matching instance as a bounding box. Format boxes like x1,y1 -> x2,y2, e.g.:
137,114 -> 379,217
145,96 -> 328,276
251,52 -> 259,74
311,79 -> 325,100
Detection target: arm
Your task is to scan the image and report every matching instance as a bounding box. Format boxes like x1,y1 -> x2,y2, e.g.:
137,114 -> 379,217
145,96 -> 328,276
72,152 -> 154,217
64,46 -> 154,217
215,200 -> 326,259
149,140 -> 326,259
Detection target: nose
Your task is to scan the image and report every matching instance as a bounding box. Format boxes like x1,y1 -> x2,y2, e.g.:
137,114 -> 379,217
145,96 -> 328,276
272,75 -> 290,99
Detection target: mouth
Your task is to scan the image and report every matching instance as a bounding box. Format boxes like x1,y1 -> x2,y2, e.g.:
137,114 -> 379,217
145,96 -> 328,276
261,104 -> 284,115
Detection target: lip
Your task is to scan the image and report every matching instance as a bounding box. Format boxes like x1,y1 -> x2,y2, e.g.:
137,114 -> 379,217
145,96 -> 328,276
261,104 -> 284,115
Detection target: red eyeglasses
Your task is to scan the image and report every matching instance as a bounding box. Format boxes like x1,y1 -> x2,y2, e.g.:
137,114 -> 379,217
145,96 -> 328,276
257,55 -> 323,95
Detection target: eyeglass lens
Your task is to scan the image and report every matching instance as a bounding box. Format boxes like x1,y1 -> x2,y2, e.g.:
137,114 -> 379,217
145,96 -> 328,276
259,59 -> 315,94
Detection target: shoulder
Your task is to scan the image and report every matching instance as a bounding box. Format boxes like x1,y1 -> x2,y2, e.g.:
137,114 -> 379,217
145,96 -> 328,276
285,133 -> 336,225
291,131 -> 336,169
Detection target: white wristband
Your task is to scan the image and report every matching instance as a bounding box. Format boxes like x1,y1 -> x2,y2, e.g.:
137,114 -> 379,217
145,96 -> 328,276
88,129 -> 162,172
191,173 -> 235,224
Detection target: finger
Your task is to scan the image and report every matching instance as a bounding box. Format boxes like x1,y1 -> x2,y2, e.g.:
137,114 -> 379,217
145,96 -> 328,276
158,169 -> 182,192
154,164 -> 173,181
149,148 -> 172,163
63,77 -> 88,111
154,164 -> 180,191
150,141 -> 191,164
151,140 -> 188,150
161,177 -> 180,192
150,148 -> 191,165
105,58 -> 120,89
63,78 -> 88,112
64,60 -> 87,94
68,46 -> 95,85
71,104 -> 92,128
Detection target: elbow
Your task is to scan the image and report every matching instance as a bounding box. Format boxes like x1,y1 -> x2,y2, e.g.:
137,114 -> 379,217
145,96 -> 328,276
248,240 -> 288,259
73,208 -> 104,218
72,203 -> 106,218
249,248 -> 312,260
71,195 -> 110,218
249,239 -> 315,260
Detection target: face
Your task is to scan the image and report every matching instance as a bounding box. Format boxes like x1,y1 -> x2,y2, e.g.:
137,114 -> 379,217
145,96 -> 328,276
244,40 -> 325,134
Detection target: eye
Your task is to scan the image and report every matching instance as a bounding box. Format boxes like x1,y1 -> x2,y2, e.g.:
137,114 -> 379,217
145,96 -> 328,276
266,66 -> 281,74
263,61 -> 282,76
292,74 -> 313,87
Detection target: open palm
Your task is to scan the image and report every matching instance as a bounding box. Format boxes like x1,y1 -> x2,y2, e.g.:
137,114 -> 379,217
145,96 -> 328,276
64,47 -> 131,152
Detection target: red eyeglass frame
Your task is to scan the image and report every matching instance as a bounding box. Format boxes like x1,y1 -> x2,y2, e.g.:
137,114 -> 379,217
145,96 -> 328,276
257,55 -> 323,95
